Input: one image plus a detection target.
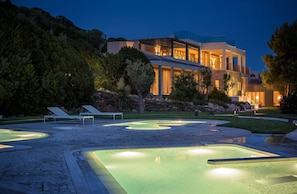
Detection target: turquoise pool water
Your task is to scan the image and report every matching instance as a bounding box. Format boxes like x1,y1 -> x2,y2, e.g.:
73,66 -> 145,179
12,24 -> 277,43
104,120 -> 206,130
0,129 -> 48,143
84,145 -> 297,194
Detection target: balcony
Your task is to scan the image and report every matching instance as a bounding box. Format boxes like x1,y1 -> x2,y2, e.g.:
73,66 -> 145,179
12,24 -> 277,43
224,63 -> 250,74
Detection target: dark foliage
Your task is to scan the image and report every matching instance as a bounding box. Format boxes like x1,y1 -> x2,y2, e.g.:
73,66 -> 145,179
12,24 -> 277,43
208,87 -> 231,103
169,73 -> 203,102
0,2 -> 105,116
280,93 -> 297,114
262,20 -> 297,96
98,47 -> 150,94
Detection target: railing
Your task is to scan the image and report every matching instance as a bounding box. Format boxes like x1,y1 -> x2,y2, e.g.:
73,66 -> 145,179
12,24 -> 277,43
224,64 -> 250,74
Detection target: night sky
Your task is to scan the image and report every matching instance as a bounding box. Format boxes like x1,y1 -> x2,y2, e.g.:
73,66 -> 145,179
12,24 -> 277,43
11,0 -> 297,73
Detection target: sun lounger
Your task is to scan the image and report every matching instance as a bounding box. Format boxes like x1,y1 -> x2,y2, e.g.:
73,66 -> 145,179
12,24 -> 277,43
80,105 -> 123,120
44,107 -> 94,124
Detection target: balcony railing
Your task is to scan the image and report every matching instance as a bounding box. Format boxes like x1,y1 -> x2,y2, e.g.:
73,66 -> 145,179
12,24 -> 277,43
224,63 -> 250,74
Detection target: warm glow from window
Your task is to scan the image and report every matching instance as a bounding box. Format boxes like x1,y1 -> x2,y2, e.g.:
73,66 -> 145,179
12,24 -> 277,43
174,49 -> 186,60
173,41 -> 186,60
162,68 -> 172,95
188,46 -> 199,63
150,67 -> 159,95
154,45 -> 161,55
125,41 -> 134,47
238,82 -> 241,92
211,57 -> 216,69
215,80 -> 220,89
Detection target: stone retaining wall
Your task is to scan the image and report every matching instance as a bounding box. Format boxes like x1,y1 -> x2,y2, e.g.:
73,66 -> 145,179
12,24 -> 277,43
91,90 -> 247,113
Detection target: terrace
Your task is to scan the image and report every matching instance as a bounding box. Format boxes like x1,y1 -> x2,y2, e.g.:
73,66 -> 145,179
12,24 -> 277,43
0,111 -> 296,193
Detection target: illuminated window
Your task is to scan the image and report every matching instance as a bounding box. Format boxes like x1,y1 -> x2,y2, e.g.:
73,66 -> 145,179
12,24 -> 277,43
215,80 -> 220,89
201,52 -> 210,66
173,41 -> 186,60
188,46 -> 198,63
211,54 -> 219,69
162,69 -> 171,95
154,45 -> 161,55
150,67 -> 159,95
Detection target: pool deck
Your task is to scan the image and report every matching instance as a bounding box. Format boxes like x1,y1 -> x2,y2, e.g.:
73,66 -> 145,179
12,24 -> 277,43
0,118 -> 296,194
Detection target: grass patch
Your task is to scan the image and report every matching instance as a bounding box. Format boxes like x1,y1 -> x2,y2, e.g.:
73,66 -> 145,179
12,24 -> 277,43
123,111 -> 200,119
0,116 -> 44,124
123,110 -> 297,134
1,108 -> 296,134
217,116 -> 296,134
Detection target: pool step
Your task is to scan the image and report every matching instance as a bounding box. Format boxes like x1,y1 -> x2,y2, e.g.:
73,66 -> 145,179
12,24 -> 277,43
207,156 -> 297,164
256,175 -> 297,185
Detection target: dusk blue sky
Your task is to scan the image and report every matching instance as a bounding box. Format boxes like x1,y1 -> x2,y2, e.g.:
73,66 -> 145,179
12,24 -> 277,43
12,0 -> 297,73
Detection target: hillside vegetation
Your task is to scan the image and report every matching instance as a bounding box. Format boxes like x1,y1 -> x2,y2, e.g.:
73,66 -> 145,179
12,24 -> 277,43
0,1 -> 106,116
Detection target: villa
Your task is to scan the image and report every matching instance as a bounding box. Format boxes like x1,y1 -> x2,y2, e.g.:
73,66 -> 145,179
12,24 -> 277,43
108,31 -> 280,106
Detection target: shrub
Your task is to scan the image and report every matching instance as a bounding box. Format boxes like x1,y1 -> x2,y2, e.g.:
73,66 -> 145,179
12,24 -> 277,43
169,73 -> 203,102
208,87 -> 231,103
280,94 -> 297,114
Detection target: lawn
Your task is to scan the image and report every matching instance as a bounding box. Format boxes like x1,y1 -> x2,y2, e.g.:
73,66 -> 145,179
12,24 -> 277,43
123,108 -> 297,134
0,107 -> 296,134
216,116 -> 296,134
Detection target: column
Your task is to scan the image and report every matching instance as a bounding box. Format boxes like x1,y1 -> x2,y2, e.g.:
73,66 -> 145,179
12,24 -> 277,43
171,67 -> 174,89
208,52 -> 212,67
186,44 -> 189,61
238,55 -> 242,73
228,52 -> 233,70
171,39 -> 174,57
198,47 -> 201,64
222,49 -> 226,70
158,65 -> 163,98
242,56 -> 246,74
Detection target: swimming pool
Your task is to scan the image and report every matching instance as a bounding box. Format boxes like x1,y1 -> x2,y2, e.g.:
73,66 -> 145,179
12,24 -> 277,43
103,120 -> 207,130
0,128 -> 48,143
84,145 -> 297,194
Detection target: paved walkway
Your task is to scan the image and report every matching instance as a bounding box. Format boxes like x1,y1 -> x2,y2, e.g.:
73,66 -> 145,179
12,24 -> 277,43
0,118 -> 296,194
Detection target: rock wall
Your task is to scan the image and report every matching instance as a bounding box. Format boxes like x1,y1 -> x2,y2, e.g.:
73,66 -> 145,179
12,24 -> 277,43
91,90 -> 245,113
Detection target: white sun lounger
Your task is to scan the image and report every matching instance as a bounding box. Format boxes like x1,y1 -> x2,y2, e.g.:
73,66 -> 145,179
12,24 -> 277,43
80,105 -> 123,120
44,107 -> 94,124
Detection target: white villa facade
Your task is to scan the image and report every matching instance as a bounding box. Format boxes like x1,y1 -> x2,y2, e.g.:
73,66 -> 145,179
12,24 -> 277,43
107,31 -> 280,106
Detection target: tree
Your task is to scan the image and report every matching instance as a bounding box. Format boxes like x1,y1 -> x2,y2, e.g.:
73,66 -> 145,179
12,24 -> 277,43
201,68 -> 212,100
118,47 -> 150,94
169,73 -> 201,102
96,46 -> 152,96
95,53 -> 122,91
0,3 -> 96,115
209,87 -> 231,104
0,23 -> 39,115
261,20 -> 297,97
223,73 -> 234,95
116,76 -> 131,110
126,59 -> 155,114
